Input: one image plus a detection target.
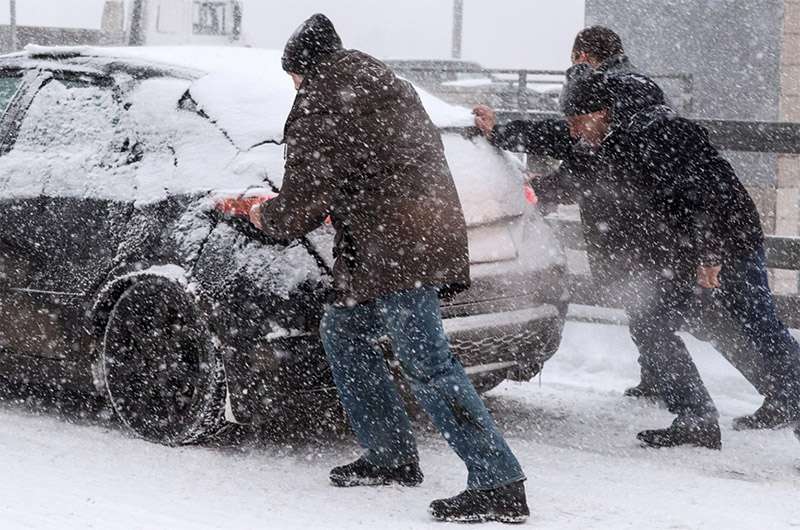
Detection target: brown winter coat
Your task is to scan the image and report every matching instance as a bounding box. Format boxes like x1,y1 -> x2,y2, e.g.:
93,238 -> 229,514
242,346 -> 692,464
259,49 -> 470,304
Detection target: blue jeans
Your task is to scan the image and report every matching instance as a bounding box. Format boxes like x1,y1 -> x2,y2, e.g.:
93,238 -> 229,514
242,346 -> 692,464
320,286 -> 525,490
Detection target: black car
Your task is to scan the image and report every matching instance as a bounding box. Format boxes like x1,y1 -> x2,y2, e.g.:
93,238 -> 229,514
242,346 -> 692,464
0,46 -> 567,445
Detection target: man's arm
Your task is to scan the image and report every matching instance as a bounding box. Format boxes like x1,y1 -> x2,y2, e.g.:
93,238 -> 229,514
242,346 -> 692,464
253,115 -> 339,241
474,105 -> 574,158
531,149 -> 599,206
492,120 -> 574,159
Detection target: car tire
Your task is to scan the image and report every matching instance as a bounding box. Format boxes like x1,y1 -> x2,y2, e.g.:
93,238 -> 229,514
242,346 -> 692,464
101,278 -> 229,445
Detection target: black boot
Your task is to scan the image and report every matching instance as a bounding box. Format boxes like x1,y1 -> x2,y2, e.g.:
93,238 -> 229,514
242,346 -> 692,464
637,416 -> 721,450
623,380 -> 661,400
429,480 -> 529,524
329,457 -> 423,487
732,398 -> 800,431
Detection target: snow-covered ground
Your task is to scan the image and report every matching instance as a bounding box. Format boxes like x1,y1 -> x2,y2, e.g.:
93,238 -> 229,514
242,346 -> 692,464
2,321 -> 799,529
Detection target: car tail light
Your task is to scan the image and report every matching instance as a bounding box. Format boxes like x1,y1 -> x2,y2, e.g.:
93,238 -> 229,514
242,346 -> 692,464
523,184 -> 538,206
215,194 -> 275,217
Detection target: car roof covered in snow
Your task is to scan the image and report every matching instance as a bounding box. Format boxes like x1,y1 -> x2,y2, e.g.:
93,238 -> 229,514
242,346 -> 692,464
18,45 -> 475,149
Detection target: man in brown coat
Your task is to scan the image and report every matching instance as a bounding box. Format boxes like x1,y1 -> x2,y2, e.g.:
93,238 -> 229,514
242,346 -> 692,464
246,14 -> 528,524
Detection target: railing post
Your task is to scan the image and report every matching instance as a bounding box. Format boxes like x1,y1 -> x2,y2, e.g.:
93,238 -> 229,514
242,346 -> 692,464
517,70 -> 529,114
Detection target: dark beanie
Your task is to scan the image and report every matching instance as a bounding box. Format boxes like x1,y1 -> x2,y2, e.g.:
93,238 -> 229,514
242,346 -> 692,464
282,14 -> 343,75
560,64 -> 613,117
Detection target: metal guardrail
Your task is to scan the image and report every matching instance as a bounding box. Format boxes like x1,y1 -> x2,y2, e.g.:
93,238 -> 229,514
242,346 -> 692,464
488,113 -> 800,155
392,65 -> 694,115
447,118 -> 800,156
547,216 -> 800,329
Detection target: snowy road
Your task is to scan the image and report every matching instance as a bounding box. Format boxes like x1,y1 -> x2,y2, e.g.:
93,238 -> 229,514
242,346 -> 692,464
2,321 -> 799,529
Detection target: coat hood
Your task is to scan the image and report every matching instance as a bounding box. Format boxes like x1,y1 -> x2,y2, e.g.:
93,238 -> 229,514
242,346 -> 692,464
606,73 -> 668,131
281,13 -> 343,76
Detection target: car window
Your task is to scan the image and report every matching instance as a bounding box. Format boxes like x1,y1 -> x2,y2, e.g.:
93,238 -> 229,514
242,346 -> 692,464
0,73 -> 22,115
0,77 -> 131,199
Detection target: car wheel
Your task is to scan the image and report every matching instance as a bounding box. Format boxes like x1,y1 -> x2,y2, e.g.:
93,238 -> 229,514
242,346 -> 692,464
101,278 -> 228,445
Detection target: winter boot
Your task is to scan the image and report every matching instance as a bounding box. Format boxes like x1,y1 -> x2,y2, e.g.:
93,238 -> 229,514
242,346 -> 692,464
623,380 -> 661,401
429,480 -> 529,524
329,457 -> 423,487
732,398 -> 800,431
637,415 -> 721,450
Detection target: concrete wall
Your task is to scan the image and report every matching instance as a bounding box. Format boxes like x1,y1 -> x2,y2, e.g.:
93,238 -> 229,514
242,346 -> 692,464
586,0 -> 784,121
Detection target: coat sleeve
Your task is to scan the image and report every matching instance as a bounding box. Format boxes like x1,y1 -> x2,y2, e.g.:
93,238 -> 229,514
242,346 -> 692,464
531,151 -> 596,205
531,167 -> 579,205
490,119 -> 574,159
647,118 -> 733,265
257,114 -> 339,241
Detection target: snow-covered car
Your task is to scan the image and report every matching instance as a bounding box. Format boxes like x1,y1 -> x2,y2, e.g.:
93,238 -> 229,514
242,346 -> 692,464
0,46 -> 567,445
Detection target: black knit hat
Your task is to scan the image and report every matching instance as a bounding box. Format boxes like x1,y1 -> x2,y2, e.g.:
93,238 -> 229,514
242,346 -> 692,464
282,14 -> 343,75
560,64 -> 613,117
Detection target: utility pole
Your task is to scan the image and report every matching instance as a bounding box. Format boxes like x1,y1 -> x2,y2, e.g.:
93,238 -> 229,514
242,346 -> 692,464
451,0 -> 463,59
129,0 -> 145,46
9,0 -> 18,52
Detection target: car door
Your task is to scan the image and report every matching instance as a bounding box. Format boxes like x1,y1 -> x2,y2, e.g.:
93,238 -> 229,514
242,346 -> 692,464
0,67 -> 52,355
0,69 -> 134,358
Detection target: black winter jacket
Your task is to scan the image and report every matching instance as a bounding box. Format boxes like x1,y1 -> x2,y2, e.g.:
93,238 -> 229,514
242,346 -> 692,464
491,105 -> 764,281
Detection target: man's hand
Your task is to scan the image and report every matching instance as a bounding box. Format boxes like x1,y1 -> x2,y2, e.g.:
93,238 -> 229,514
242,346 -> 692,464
473,105 -> 497,137
697,264 -> 722,289
249,202 -> 265,231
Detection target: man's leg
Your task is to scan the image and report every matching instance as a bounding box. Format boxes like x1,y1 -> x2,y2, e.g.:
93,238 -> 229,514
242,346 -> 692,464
713,247 -> 800,429
378,287 -> 528,523
320,301 -> 421,483
624,274 -> 720,448
685,290 -> 774,396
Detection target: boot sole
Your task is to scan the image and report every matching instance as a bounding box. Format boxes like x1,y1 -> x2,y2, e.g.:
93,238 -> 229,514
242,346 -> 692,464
330,475 -> 422,488
732,418 -> 797,432
429,511 -> 529,524
637,435 -> 721,450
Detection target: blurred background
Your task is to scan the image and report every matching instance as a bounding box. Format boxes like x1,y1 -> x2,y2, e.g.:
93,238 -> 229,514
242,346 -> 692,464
0,0 -> 584,69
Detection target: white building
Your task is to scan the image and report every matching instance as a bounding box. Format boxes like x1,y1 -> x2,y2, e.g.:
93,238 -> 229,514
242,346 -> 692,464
126,0 -> 244,46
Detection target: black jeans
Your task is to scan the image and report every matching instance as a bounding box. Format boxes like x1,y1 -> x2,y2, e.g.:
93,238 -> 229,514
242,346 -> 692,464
634,246 -> 800,413
621,271 -> 718,419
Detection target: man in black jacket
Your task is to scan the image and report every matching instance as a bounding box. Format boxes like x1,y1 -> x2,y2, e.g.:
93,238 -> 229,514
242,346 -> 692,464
476,66 -> 800,448
521,26 -> 671,400
478,26 -> 800,433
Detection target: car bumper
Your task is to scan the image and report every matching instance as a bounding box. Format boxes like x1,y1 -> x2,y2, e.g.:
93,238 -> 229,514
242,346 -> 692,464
443,303 -> 564,384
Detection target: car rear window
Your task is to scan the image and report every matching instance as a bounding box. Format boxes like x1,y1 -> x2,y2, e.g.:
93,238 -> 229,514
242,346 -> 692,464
0,72 -> 23,115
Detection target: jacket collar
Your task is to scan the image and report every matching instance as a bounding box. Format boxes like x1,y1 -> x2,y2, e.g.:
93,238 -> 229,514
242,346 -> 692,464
596,54 -> 635,75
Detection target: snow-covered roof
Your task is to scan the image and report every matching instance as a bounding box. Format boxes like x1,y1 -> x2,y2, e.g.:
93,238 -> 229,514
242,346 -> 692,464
22,45 -> 474,148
